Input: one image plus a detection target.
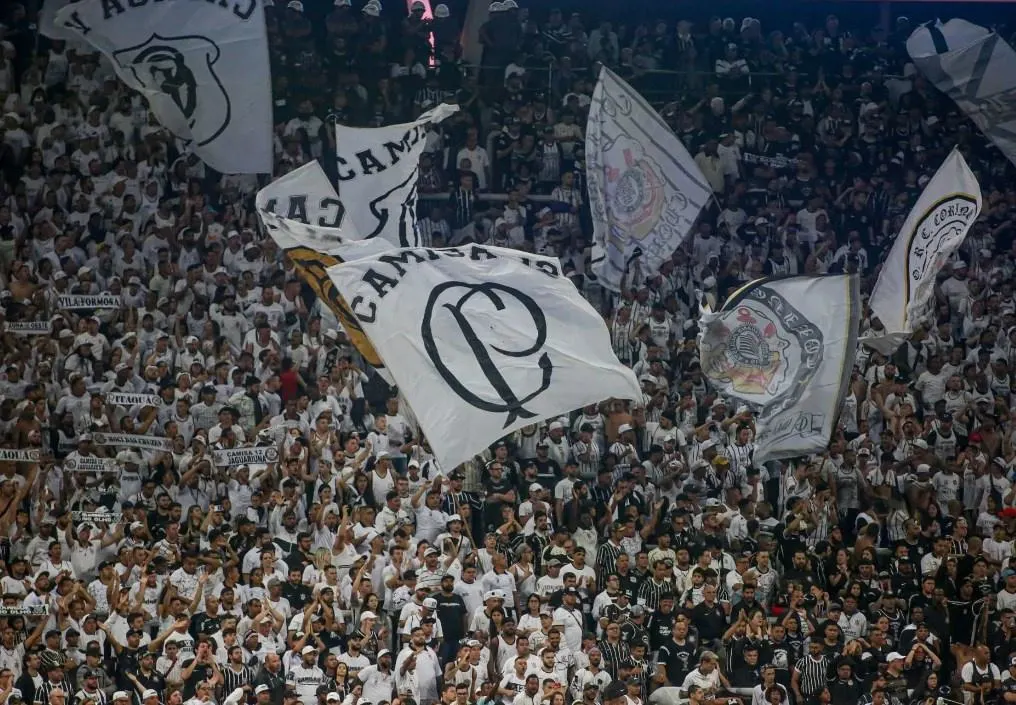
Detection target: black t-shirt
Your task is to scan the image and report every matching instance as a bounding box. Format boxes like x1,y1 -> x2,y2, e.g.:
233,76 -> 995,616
532,458 -> 561,490
282,581 -> 313,608
191,613 -> 221,639
434,591 -> 467,642
829,678 -> 864,705
132,669 -> 167,701
620,622 -> 649,651
730,665 -> 760,688
690,601 -> 727,641
646,610 -> 676,651
658,637 -> 699,685
766,638 -> 796,687
113,646 -> 143,689
181,659 -> 216,699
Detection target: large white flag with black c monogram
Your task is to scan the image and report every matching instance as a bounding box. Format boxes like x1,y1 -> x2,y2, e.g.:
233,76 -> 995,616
325,245 -> 642,471
55,0 -> 272,174
699,275 -> 860,464
908,19 -> 1016,168
334,104 -> 459,248
863,148 -> 981,355
586,66 -> 712,293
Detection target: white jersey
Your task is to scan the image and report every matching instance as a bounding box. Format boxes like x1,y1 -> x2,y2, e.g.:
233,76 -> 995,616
286,663 -> 326,705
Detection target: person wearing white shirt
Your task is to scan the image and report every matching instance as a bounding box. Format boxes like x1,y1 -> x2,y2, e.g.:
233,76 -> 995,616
984,524 -> 1014,566
357,650 -> 395,705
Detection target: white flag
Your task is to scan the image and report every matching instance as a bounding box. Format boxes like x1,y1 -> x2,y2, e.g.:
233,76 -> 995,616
586,66 -> 712,293
908,19 -> 1016,168
699,276 -> 860,464
326,245 -> 642,471
256,162 -> 386,370
335,104 -> 459,247
256,161 -> 350,234
865,148 -> 981,355
40,0 -> 81,41
55,0 -> 272,174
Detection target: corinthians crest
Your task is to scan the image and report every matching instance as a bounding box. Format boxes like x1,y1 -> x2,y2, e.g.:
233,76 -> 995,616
700,284 -> 825,411
604,137 -> 688,245
113,34 -> 231,147
704,305 -> 791,397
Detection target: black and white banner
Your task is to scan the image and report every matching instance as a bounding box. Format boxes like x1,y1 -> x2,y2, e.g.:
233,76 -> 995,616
699,275 -> 860,463
91,433 -> 174,452
326,245 -> 642,471
64,456 -> 118,473
213,446 -> 280,466
742,151 -> 803,170
56,294 -> 121,309
257,161 -> 350,234
335,104 -> 459,248
71,511 -> 123,523
0,449 -> 41,462
864,148 -> 981,355
106,392 -> 163,408
4,321 -> 53,335
0,605 -> 49,617
908,19 -> 1016,168
55,0 -> 273,174
586,66 -> 711,293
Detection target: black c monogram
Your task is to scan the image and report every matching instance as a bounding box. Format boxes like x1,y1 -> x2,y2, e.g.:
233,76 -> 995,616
421,282 -> 553,428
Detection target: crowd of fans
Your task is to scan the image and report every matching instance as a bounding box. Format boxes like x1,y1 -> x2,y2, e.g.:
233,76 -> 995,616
0,4 -> 1016,705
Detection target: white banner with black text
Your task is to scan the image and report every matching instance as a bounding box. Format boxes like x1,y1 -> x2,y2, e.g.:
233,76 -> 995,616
334,104 -> 459,248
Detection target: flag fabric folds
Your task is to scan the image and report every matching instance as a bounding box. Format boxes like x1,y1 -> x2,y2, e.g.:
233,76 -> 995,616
325,245 -> 643,471
699,276 -> 861,464
55,0 -> 273,174
586,66 -> 712,293
334,104 -> 459,248
864,148 -> 982,355
255,162 -> 387,371
908,19 -> 1016,168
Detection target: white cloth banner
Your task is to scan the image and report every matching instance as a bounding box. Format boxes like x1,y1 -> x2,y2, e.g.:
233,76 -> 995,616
699,275 -> 860,463
864,148 -> 981,355
57,294 -> 121,309
0,449 -> 40,462
256,161 -> 355,242
4,321 -> 53,335
72,511 -> 123,523
335,104 -> 459,247
326,244 -> 642,471
908,19 -> 1016,168
91,432 -> 174,451
40,0 -> 81,41
106,392 -> 163,408
213,446 -> 280,467
64,456 -> 118,472
55,0 -> 272,174
586,66 -> 712,293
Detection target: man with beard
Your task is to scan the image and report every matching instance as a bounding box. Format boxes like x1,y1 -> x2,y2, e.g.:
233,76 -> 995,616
356,649 -> 394,705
